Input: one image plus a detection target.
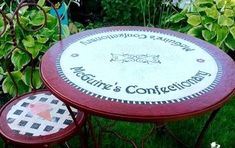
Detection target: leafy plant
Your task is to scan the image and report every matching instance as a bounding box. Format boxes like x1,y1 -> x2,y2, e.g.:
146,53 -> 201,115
166,0 -> 235,52
101,0 -> 177,27
0,0 -> 69,96
101,0 -> 142,25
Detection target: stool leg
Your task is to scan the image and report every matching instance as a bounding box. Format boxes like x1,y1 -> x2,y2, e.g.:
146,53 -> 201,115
59,142 -> 70,148
194,108 -> 221,148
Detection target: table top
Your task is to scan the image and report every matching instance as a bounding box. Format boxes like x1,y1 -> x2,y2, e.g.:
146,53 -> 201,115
40,26 -> 235,122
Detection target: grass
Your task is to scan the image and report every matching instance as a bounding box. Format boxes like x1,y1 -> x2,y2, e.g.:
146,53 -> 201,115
67,96 -> 235,148
1,96 -> 234,148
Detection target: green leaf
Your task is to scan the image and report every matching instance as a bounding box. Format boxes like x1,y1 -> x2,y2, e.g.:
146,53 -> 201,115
35,35 -> 49,44
42,6 -> 51,13
201,16 -> 215,25
224,9 -> 234,17
211,23 -> 220,31
0,43 -> 12,59
26,43 -> 43,59
195,0 -> 214,5
22,35 -> 35,48
61,25 -> 70,38
19,16 -> 30,28
202,30 -> 216,41
19,5 -> 29,15
167,13 -> 186,23
23,67 -> 43,89
205,6 -> 219,19
187,15 -> 201,26
37,0 -> 45,7
2,71 -> 29,96
2,76 -> 17,96
229,26 -> 235,39
0,67 -> 3,81
30,12 -> 45,26
216,0 -> 226,8
216,27 -> 229,46
11,48 -> 31,70
18,80 -> 31,95
46,14 -> 58,30
0,67 -> 3,74
187,26 -> 203,37
178,25 -> 191,33
39,28 -> 55,37
204,23 -> 213,31
225,34 -> 235,51
218,15 -> 234,27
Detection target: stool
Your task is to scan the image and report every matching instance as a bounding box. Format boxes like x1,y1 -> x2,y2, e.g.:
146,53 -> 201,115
0,90 -> 85,148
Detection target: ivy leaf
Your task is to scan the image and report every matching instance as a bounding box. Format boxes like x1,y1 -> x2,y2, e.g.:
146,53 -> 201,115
205,6 -> 219,19
22,35 -> 35,48
187,25 -> 203,37
30,12 -> 45,26
229,26 -> 235,39
216,27 -> 229,46
202,30 -> 216,41
11,48 -> 31,70
218,15 -> 234,27
224,9 -> 234,17
23,67 -> 43,89
187,15 -> 201,26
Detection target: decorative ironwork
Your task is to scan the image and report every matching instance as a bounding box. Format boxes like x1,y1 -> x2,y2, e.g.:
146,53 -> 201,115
0,0 -> 62,97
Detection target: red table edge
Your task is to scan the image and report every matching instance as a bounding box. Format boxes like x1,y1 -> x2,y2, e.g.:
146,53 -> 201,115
40,26 -> 235,122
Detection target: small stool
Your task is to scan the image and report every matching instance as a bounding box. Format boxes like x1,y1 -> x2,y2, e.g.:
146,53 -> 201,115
0,90 -> 85,148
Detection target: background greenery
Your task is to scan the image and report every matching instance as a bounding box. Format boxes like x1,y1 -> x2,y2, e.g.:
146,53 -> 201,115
0,0 -> 234,147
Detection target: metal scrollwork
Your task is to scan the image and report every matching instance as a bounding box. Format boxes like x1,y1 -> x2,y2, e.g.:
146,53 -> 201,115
0,0 -> 62,96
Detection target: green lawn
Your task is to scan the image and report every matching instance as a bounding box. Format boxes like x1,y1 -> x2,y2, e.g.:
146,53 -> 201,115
67,96 -> 235,148
1,96 -> 234,148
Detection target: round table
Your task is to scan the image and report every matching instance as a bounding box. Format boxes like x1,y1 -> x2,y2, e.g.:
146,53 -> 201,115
40,26 -> 235,122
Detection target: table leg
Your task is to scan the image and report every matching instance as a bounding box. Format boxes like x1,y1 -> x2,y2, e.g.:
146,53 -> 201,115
93,117 -> 137,148
194,108 -> 221,148
141,122 -> 188,148
87,115 -> 99,148
141,124 -> 156,148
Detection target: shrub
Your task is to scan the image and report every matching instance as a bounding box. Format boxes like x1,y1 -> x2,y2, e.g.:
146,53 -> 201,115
166,0 -> 235,53
0,0 -> 68,96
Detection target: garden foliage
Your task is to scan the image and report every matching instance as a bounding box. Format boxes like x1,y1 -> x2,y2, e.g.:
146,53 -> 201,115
166,0 -> 235,52
101,0 -> 175,27
0,0 -> 68,96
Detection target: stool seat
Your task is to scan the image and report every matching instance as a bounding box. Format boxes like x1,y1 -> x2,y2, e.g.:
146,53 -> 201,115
0,90 -> 85,147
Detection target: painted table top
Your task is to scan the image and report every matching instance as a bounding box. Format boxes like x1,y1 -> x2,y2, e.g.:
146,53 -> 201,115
40,26 -> 235,121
